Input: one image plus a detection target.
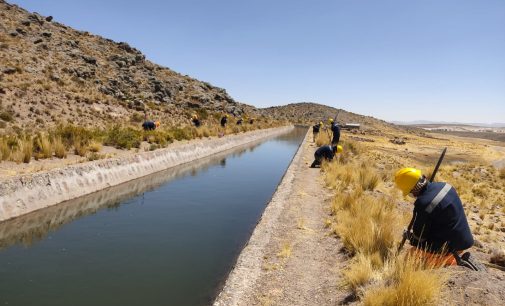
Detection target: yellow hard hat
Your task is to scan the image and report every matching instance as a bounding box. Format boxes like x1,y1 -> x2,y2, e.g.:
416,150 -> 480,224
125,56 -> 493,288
319,121 -> 323,126
336,145 -> 343,153
329,118 -> 334,123
395,168 -> 422,196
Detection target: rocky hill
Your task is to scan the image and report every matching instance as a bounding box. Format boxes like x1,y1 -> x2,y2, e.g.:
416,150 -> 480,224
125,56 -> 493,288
0,0 -> 399,134
0,0 -> 258,132
260,102 -> 396,130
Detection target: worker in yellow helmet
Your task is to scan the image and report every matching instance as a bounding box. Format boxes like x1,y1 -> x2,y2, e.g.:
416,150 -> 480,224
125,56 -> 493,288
394,168 -> 478,269
310,145 -> 343,168
191,114 -> 201,127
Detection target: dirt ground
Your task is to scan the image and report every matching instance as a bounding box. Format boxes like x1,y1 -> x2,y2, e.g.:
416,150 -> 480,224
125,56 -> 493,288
246,138 -> 347,305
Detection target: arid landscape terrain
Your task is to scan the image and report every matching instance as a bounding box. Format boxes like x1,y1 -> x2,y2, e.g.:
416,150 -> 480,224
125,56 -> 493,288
1,1 -> 504,305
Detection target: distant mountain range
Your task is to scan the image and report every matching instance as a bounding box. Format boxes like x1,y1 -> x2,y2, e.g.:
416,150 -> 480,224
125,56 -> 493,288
391,121 -> 505,128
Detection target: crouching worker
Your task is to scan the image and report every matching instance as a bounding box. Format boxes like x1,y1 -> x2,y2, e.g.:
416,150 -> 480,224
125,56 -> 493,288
395,168 -> 482,270
191,114 -> 201,127
220,114 -> 228,127
310,145 -> 343,168
142,121 -> 156,130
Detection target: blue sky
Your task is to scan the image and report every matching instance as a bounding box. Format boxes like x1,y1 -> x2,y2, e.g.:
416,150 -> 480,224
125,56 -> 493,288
10,0 -> 505,123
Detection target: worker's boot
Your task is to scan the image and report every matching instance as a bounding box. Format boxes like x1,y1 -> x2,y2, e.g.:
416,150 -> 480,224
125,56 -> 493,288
460,252 -> 486,272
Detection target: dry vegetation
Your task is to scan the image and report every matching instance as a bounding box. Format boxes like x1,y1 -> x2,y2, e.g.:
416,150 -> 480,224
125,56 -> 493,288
320,138 -> 445,305
317,124 -> 505,305
0,117 -> 283,164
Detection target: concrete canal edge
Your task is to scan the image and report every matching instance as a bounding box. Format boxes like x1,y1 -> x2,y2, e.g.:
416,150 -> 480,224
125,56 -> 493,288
0,126 -> 295,222
213,128 -> 310,306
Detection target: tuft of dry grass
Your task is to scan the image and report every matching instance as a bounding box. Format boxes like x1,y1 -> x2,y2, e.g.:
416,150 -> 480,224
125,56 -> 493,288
277,242 -> 292,259
35,134 -> 53,159
333,194 -> 400,259
74,140 -> 89,157
342,253 -> 375,293
362,255 -> 445,306
0,138 -> 11,161
20,138 -> 33,163
53,137 -> 67,158
88,141 -> 102,153
316,131 -> 331,146
358,167 -> 380,191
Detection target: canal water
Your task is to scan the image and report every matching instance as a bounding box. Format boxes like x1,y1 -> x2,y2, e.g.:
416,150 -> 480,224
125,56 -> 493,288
0,127 -> 306,306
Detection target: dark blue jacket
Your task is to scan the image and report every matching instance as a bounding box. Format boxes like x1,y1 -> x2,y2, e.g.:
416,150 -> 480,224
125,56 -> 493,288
312,124 -> 320,133
314,145 -> 335,161
411,182 -> 474,252
220,117 -> 227,127
331,123 -> 340,143
142,121 -> 155,130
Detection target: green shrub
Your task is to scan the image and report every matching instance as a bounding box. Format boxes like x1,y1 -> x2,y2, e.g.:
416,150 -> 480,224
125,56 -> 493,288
105,125 -> 142,149
54,124 -> 97,148
168,127 -> 193,141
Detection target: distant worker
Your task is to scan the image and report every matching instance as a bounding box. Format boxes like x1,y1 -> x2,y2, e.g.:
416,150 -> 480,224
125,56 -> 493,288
310,145 -> 343,168
329,118 -> 340,145
394,168 -> 479,269
220,114 -> 228,127
155,121 -> 160,129
236,118 -> 243,125
142,121 -> 156,130
191,114 -> 201,127
249,117 -> 255,124
312,122 -> 322,142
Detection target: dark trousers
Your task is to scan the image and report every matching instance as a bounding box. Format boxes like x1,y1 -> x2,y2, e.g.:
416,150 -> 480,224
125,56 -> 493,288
310,158 -> 321,168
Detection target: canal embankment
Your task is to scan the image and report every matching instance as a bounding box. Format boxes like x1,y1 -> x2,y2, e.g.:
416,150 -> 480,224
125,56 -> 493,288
0,126 -> 293,221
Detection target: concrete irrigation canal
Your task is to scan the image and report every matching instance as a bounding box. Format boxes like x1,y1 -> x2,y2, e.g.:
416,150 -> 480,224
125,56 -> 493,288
0,127 -> 306,306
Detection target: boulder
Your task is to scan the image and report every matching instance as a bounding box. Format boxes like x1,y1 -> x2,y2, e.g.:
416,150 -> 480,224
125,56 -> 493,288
81,55 -> 97,65
3,67 -> 17,74
49,74 -> 61,82
67,40 -> 79,48
45,16 -> 53,22
133,100 -> 145,111
490,249 -> 505,267
42,32 -> 52,38
390,137 -> 406,145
